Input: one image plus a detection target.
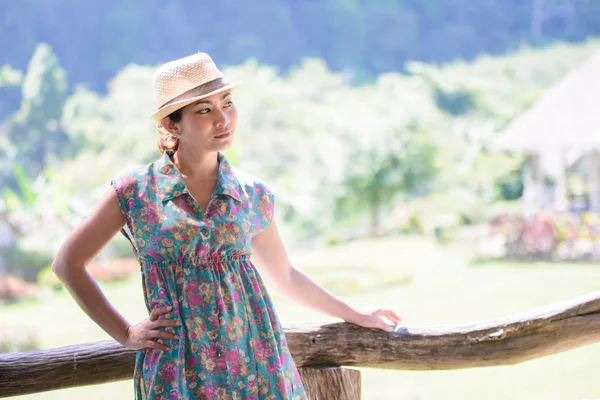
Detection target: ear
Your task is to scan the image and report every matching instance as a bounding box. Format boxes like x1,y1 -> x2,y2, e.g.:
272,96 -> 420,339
159,116 -> 180,135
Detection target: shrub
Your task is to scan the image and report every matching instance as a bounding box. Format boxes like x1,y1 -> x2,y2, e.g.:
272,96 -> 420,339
488,211 -> 600,262
87,258 -> 139,282
0,329 -> 40,353
0,246 -> 54,282
0,274 -> 38,303
37,265 -> 63,292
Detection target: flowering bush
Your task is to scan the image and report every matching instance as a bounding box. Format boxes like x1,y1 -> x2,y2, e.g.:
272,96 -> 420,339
0,274 -> 38,303
488,211 -> 600,262
87,257 -> 139,282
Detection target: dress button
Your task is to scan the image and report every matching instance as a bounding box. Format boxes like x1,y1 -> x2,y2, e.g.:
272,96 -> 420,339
200,227 -> 210,238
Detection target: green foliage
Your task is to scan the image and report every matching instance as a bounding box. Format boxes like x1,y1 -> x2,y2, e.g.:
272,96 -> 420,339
406,41 -> 597,221
497,163 -> 525,201
0,333 -> 41,353
432,86 -> 476,116
4,43 -> 72,184
408,41 -> 599,122
3,164 -> 37,211
336,128 -> 438,234
37,265 -> 62,291
60,64 -> 158,191
0,65 -> 24,86
214,57 -> 443,238
0,246 -> 53,282
1,37 -> 597,277
48,40 -> 600,242
2,1 -> 600,97
0,159 -> 80,285
110,234 -> 138,259
0,160 -> 75,228
0,64 -> 23,120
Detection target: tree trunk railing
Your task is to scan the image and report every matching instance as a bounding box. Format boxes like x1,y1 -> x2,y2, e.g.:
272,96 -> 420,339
1,291 -> 599,399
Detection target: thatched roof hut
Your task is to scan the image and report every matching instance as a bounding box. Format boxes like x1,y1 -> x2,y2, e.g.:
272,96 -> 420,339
495,50 -> 600,153
495,49 -> 600,213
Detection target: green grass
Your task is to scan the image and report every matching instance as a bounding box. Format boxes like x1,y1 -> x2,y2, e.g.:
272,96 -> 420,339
2,236 -> 599,400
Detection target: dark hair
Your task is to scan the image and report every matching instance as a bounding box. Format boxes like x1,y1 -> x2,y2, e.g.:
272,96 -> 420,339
157,108 -> 183,153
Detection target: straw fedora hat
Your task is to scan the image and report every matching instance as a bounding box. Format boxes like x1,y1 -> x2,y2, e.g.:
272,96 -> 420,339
150,52 -> 241,121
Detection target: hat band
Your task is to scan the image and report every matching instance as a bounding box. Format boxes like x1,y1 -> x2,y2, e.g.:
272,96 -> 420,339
160,77 -> 231,108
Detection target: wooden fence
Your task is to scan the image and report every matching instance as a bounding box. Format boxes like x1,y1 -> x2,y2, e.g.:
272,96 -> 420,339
1,291 -> 599,399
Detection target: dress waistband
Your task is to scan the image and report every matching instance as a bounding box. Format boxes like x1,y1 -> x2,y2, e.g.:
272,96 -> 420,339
137,252 -> 251,268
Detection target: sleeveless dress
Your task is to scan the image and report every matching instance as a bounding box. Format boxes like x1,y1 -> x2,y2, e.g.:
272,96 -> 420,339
110,150 -> 307,399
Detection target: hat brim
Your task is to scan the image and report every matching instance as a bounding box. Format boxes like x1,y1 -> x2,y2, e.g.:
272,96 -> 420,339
150,81 -> 242,121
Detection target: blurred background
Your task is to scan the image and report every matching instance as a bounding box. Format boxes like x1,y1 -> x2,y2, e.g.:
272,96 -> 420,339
1,1 -> 600,399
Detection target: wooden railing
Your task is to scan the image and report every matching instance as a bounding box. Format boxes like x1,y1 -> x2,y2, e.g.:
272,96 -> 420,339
1,292 -> 599,399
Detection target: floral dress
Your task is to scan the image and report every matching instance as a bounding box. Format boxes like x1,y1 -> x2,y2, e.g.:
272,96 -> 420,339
111,150 -> 307,400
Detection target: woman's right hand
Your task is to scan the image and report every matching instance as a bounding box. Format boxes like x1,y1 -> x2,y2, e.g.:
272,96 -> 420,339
123,305 -> 181,352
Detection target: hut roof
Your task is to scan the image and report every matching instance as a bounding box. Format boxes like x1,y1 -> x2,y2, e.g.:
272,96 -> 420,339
495,50 -> 600,153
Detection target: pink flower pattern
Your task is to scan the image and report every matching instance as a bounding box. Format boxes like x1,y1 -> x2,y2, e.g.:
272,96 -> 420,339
111,151 -> 306,399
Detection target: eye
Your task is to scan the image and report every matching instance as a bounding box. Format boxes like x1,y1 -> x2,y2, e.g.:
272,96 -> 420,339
197,108 -> 210,114
224,101 -> 233,108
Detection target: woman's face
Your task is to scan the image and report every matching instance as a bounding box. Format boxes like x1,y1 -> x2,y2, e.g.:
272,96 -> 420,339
165,90 -> 238,153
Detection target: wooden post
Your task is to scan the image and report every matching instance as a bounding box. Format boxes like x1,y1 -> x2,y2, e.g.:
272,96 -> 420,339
554,150 -> 568,212
589,151 -> 600,211
298,367 -> 361,400
523,154 -> 543,216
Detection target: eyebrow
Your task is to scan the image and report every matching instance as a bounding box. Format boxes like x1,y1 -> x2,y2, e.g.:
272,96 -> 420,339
193,91 -> 232,106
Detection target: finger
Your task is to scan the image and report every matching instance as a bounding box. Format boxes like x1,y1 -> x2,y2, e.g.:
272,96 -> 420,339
372,310 -> 389,322
158,305 -> 174,315
365,315 -> 392,332
372,309 -> 387,317
145,340 -> 171,352
149,306 -> 169,321
375,309 -> 402,325
149,305 -> 172,321
148,330 -> 180,340
150,318 -> 181,330
161,319 -> 182,327
376,319 -> 393,332
384,310 -> 402,324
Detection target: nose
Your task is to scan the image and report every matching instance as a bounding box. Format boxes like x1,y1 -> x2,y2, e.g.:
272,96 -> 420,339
214,109 -> 229,128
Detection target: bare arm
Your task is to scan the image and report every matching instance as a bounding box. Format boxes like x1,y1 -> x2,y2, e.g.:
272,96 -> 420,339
251,216 -> 402,332
52,188 -> 178,350
52,188 -> 132,344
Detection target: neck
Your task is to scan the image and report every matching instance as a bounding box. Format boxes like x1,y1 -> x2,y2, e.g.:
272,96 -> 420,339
171,147 -> 219,180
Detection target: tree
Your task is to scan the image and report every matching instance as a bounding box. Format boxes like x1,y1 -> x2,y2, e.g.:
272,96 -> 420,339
5,43 -> 70,183
330,73 -> 443,235
2,1 -> 600,92
336,128 -> 437,235
0,65 -> 23,121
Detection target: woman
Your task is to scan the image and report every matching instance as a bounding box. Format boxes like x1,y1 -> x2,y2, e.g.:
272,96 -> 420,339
52,53 -> 401,399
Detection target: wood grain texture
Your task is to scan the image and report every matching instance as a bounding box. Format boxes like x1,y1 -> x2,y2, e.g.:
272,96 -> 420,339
298,367 -> 360,400
1,291 -> 599,397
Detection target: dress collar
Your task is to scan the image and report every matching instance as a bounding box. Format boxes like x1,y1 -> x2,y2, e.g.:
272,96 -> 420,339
154,150 -> 244,203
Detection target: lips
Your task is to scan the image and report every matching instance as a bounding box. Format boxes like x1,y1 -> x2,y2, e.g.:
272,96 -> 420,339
214,131 -> 231,139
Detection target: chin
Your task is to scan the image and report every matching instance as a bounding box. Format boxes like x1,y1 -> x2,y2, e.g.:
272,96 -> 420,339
214,136 -> 235,152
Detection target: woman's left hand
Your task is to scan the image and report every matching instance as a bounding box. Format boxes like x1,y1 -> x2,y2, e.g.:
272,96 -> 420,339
345,307 -> 402,332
